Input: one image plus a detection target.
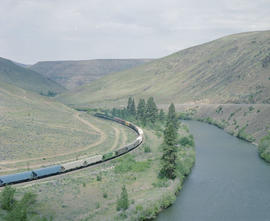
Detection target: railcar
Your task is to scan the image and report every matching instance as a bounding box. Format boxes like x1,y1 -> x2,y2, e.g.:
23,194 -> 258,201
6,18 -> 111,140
84,155 -> 103,165
0,171 -> 35,186
115,146 -> 129,156
94,113 -> 114,121
102,151 -> 116,161
32,165 -> 62,178
61,159 -> 86,172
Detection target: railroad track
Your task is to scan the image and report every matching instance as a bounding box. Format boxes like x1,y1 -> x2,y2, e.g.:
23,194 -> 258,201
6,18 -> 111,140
0,113 -> 143,188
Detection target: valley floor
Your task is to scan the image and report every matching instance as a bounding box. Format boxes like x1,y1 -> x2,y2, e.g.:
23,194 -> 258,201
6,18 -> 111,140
1,119 -> 195,221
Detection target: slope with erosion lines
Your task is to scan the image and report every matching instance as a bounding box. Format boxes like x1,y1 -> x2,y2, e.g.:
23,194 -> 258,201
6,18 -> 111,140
56,30 -> 270,107
30,59 -> 153,89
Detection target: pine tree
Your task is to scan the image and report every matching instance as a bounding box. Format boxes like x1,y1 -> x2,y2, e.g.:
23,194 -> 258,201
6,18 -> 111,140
160,123 -> 178,179
145,97 -> 158,124
167,103 -> 178,129
164,123 -> 177,146
127,97 -> 133,115
112,108 -> 117,116
137,98 -> 146,121
130,98 -> 136,116
116,185 -> 129,211
127,97 -> 136,116
160,144 -> 177,179
159,109 -> 165,122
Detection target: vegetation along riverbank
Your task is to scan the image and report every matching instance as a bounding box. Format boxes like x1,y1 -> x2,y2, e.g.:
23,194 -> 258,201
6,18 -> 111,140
171,103 -> 270,163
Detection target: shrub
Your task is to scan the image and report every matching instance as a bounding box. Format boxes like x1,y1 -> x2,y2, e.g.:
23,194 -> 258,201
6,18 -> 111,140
144,145 -> 151,153
116,185 -> 129,211
258,132 -> 270,162
216,106 -> 223,114
237,125 -> 255,142
136,204 -> 143,212
3,190 -> 37,221
178,112 -> 192,120
96,173 -> 102,181
179,136 -> 194,147
0,186 -> 16,211
248,106 -> 254,112
103,192 -> 108,198
159,193 -> 176,209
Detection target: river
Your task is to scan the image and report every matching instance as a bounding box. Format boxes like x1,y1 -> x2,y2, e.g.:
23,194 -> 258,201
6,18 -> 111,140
157,120 -> 270,221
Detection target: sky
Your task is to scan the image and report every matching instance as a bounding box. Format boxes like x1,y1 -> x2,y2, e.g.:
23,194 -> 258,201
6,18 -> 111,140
0,0 -> 270,64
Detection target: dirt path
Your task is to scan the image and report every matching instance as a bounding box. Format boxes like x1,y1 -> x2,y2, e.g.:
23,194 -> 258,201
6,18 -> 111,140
120,127 -> 128,146
0,113 -> 106,168
110,126 -> 120,151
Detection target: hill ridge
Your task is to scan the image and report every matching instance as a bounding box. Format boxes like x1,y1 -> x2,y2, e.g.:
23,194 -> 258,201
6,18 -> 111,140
30,58 -> 153,89
0,57 -> 66,95
56,30 -> 270,106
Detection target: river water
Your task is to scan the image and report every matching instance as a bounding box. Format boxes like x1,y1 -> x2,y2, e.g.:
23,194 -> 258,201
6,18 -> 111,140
157,120 -> 270,221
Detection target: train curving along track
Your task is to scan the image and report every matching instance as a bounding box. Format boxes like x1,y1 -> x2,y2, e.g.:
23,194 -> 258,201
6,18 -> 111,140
0,113 -> 143,187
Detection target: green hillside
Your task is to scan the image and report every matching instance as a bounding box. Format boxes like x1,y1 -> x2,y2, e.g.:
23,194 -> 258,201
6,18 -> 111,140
0,57 -> 66,95
0,81 -> 137,174
56,30 -> 270,107
30,59 -> 152,89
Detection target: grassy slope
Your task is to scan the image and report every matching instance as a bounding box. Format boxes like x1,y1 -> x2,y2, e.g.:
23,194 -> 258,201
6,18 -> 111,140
0,82 -> 136,174
56,30 -> 270,106
30,59 -> 152,89
0,57 -> 66,94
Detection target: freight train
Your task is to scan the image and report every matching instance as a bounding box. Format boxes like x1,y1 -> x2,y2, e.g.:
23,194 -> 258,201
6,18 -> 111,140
0,113 -> 143,187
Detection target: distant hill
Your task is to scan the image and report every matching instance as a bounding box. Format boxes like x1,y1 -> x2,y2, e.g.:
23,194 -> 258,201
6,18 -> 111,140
30,59 -> 153,89
0,57 -> 66,95
56,30 -> 270,107
13,61 -> 31,68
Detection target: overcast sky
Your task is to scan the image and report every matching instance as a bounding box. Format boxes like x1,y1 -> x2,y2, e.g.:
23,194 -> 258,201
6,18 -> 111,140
1,0 -> 270,64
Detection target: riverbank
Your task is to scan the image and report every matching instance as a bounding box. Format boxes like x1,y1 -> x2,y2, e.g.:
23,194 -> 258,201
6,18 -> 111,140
158,103 -> 270,163
157,120 -> 270,221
